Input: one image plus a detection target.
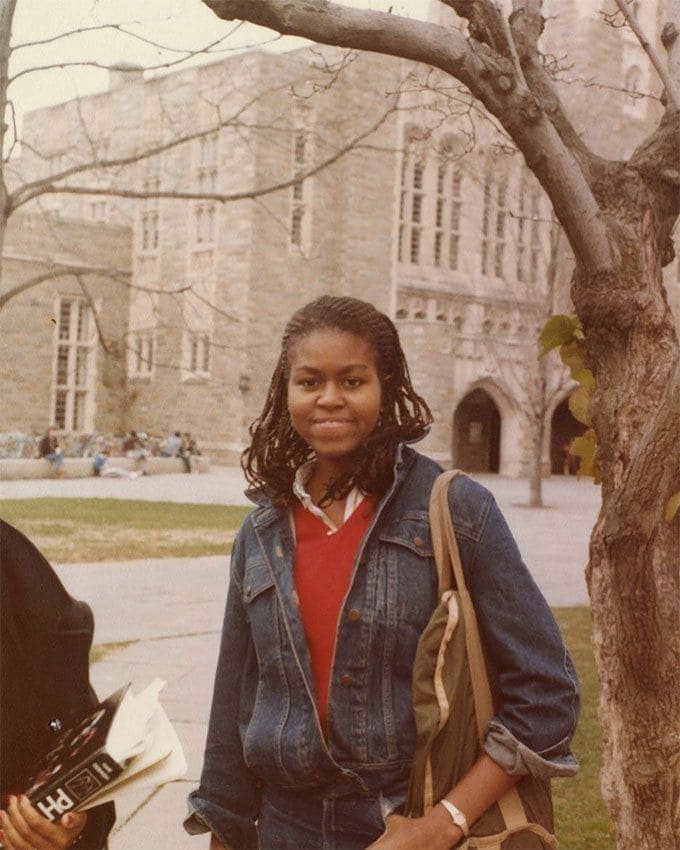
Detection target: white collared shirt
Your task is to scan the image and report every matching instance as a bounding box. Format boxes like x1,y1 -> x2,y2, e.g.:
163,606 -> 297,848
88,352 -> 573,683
292,460 -> 363,535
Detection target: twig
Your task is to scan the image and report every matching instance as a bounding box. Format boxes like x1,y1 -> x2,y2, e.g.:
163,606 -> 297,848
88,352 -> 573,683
613,0 -> 679,109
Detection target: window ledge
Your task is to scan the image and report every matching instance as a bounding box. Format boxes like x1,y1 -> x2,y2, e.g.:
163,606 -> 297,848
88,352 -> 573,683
181,373 -> 210,383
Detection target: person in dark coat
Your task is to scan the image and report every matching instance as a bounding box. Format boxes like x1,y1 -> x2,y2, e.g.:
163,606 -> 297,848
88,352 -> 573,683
0,520 -> 115,849
37,427 -> 65,477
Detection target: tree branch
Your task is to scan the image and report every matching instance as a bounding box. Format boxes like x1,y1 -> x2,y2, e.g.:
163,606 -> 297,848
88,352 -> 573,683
75,274 -> 113,353
11,102 -> 398,210
203,0 -> 613,272
0,0 -> 18,213
0,264 -> 127,309
509,1 -> 593,163
613,0 -> 679,110
11,19 -> 244,56
439,1 -> 507,51
9,74 -> 328,209
3,97 -> 18,162
8,31 -> 238,85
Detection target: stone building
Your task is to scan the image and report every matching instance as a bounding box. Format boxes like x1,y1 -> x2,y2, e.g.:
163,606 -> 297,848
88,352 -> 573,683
0,214 -> 131,437
3,0 -> 677,471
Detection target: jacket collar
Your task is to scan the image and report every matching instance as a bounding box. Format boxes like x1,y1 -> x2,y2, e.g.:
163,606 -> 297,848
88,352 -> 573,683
248,442 -> 414,528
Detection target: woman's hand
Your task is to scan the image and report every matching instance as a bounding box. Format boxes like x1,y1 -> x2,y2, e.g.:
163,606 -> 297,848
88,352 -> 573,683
0,796 -> 87,849
366,810 -> 461,850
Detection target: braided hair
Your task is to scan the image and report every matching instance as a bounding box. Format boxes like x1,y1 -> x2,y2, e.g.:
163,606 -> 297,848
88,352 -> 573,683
242,295 -> 432,507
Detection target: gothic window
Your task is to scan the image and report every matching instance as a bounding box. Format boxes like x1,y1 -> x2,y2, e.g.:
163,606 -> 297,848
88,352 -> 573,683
398,129 -> 468,274
185,332 -> 211,377
140,177 -> 160,252
129,330 -> 154,377
517,171 -> 544,285
481,167 -> 508,280
289,105 -> 313,252
529,189 -> 542,284
398,129 -> 427,265
52,298 -> 94,431
194,132 -> 218,246
434,156 -> 463,270
89,200 -> 108,222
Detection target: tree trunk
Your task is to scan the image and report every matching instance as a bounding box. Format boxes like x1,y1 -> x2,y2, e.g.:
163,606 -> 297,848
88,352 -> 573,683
528,356 -> 551,508
573,174 -> 680,849
0,0 -> 18,274
528,414 -> 544,507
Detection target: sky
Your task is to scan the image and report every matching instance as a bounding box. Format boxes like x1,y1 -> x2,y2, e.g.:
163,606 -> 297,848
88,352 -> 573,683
8,0 -> 433,124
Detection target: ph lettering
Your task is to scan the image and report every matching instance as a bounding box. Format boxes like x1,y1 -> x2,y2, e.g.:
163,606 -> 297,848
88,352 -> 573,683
36,789 -> 73,821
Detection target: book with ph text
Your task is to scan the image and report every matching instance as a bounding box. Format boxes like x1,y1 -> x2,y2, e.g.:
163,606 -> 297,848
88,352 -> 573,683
24,679 -> 186,821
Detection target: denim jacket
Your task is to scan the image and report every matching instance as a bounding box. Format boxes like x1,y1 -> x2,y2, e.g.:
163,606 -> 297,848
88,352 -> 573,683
185,446 -> 579,848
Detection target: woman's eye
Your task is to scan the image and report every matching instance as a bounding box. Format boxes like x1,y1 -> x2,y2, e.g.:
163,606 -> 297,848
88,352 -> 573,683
298,378 -> 318,388
344,378 -> 363,388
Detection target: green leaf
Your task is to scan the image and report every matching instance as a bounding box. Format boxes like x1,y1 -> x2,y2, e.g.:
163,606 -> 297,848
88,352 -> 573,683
538,315 -> 578,358
571,429 -> 598,479
571,367 -> 595,389
568,386 -> 592,427
560,338 -> 589,373
665,492 -> 680,523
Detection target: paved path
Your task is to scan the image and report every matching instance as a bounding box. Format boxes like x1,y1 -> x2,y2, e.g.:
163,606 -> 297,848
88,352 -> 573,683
2,467 -> 601,849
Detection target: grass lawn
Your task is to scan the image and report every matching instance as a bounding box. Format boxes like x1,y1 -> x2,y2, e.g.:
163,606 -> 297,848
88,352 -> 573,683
0,498 -> 251,562
553,607 -> 615,850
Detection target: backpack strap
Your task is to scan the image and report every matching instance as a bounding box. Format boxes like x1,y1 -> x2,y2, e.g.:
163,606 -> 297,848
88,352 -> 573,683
429,471 -> 493,742
429,471 -> 531,836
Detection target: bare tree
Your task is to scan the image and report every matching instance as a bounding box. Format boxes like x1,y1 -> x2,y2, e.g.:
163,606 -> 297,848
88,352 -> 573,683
482,218 -> 573,507
0,2 -> 397,309
199,1 -> 679,847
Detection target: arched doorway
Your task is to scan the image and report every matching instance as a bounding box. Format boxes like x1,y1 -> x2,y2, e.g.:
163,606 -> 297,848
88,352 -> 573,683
453,389 -> 501,473
550,398 -> 586,474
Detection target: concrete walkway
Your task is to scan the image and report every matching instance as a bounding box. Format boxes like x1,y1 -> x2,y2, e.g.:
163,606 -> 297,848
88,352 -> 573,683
1,467 -> 601,849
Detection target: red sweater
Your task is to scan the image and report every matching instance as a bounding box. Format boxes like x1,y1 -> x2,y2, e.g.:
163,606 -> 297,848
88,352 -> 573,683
293,498 -> 374,731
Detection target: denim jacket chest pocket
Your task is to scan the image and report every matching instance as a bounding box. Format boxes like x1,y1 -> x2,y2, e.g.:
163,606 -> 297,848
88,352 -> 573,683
242,558 -> 281,668
372,514 -> 438,671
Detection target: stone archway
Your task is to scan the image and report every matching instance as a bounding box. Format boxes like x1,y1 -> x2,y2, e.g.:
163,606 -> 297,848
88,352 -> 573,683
452,388 -> 501,473
550,397 -> 586,474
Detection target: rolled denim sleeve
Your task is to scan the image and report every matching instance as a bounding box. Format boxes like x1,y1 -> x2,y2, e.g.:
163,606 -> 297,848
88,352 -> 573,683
183,528 -> 261,849
449,476 -> 580,779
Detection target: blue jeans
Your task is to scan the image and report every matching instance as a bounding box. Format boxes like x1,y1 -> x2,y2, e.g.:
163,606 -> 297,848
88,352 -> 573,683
258,787 -> 385,850
45,451 -> 63,469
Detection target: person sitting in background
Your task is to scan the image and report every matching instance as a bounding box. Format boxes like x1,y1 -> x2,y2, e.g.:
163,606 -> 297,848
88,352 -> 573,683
92,449 -> 140,480
179,432 -> 199,473
0,520 -> 115,849
37,427 -> 64,478
122,430 -> 149,475
160,431 -> 183,458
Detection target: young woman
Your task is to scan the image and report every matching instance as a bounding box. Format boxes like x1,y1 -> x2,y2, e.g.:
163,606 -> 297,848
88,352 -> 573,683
185,296 -> 579,850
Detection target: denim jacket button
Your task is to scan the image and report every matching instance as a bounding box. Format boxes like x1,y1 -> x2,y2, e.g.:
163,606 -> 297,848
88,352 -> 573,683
347,608 -> 361,622
340,674 -> 353,686
414,536 -> 424,547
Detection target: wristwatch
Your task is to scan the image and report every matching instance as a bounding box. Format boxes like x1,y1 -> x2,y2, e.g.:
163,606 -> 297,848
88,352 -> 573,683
438,799 -> 470,837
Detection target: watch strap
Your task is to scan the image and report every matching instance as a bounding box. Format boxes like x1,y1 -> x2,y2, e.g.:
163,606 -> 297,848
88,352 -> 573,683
438,799 -> 470,837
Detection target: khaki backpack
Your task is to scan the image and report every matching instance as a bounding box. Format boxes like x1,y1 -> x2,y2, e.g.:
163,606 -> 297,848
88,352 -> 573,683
405,471 -> 558,849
